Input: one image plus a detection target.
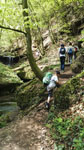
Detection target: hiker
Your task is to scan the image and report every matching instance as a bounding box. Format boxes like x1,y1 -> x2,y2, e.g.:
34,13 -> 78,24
43,71 -> 60,110
73,44 -> 79,59
59,44 -> 66,72
67,42 -> 74,64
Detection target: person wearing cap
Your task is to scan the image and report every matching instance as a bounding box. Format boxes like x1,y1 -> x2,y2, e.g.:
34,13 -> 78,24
59,44 -> 66,72
45,70 -> 60,110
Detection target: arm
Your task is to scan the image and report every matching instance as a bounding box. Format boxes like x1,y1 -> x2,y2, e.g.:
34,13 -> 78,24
53,75 -> 61,87
56,80 -> 61,88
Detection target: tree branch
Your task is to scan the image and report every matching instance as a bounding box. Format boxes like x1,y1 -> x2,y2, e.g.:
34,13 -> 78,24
0,24 -> 26,35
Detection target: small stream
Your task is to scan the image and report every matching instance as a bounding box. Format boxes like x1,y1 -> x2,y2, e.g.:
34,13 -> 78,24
0,55 -> 19,66
0,102 -> 19,114
0,94 -> 20,121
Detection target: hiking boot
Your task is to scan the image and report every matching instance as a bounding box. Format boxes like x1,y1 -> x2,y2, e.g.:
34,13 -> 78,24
45,102 -> 50,110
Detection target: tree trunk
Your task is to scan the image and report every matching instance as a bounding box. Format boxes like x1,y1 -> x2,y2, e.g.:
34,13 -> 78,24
37,27 -> 45,55
22,0 -> 44,81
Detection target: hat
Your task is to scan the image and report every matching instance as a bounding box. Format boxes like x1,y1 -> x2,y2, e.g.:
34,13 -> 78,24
61,44 -> 64,47
56,70 -> 60,75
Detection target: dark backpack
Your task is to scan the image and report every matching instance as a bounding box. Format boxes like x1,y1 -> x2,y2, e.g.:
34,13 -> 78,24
60,48 -> 65,55
68,48 -> 73,54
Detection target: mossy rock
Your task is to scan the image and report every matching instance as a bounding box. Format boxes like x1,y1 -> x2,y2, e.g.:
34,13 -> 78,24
0,63 -> 23,95
54,71 -> 84,110
71,61 -> 83,73
14,64 -> 35,81
0,63 -> 23,85
71,52 -> 84,73
16,79 -> 47,110
17,67 -> 35,81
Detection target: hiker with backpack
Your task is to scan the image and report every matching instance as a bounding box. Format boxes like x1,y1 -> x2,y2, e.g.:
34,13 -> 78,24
59,44 -> 66,72
67,42 -> 74,64
43,71 -> 60,110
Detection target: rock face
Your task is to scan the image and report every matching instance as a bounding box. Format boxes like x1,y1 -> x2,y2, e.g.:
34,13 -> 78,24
14,65 -> 35,81
54,71 -> 84,110
16,79 -> 47,110
0,63 -> 23,95
0,63 -> 23,86
71,49 -> 84,73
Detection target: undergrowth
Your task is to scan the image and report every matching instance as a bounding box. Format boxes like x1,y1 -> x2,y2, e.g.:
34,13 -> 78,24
46,114 -> 84,150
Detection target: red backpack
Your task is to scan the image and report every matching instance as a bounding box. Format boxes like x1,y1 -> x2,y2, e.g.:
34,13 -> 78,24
74,46 -> 78,52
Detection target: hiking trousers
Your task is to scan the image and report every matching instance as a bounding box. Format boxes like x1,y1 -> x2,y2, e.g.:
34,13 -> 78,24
68,53 -> 73,64
73,52 -> 77,60
60,56 -> 65,71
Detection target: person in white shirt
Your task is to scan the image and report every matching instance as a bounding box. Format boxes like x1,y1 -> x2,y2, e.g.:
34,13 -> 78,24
45,71 -> 60,110
59,44 -> 66,71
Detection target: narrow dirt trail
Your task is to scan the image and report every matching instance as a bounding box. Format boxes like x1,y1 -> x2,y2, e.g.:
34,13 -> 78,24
0,103 -> 54,150
0,65 -> 74,150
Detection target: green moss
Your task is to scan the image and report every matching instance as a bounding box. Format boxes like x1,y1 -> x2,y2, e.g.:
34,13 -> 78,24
71,52 -> 84,73
78,38 -> 84,42
54,72 -> 84,110
43,64 -> 60,73
0,63 -> 23,84
16,79 -> 47,110
48,116 -> 84,149
16,66 -> 35,80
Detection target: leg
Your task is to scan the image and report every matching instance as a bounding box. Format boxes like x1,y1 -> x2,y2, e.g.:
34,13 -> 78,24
70,54 -> 73,64
62,57 -> 65,71
69,54 -> 72,64
61,57 -> 65,71
60,57 -> 62,70
45,90 -> 53,110
47,90 -> 52,103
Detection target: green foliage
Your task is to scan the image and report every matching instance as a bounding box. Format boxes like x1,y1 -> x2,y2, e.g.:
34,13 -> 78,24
0,121 -> 7,128
0,0 -> 83,49
0,114 -> 8,128
0,0 -> 24,48
47,116 -> 84,149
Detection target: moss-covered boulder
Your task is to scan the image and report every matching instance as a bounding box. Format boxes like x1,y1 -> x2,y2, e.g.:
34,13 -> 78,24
0,62 -> 23,89
54,71 -> 84,110
16,79 -> 47,110
71,49 -> 84,73
13,64 -> 35,81
17,66 -> 35,81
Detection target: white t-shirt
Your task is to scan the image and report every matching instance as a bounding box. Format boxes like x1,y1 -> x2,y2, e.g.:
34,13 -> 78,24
67,46 -> 74,53
47,75 -> 58,91
51,75 -> 58,82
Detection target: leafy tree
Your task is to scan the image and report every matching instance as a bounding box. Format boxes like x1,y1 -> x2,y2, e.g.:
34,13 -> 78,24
0,0 -> 44,81
22,0 -> 44,81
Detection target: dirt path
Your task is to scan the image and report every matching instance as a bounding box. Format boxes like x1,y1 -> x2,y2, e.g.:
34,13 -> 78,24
0,104 -> 54,150
0,65 -> 74,150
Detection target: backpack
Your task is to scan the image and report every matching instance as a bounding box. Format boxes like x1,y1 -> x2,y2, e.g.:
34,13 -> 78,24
43,72 -> 52,85
60,48 -> 65,55
74,46 -> 78,52
68,48 -> 73,54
